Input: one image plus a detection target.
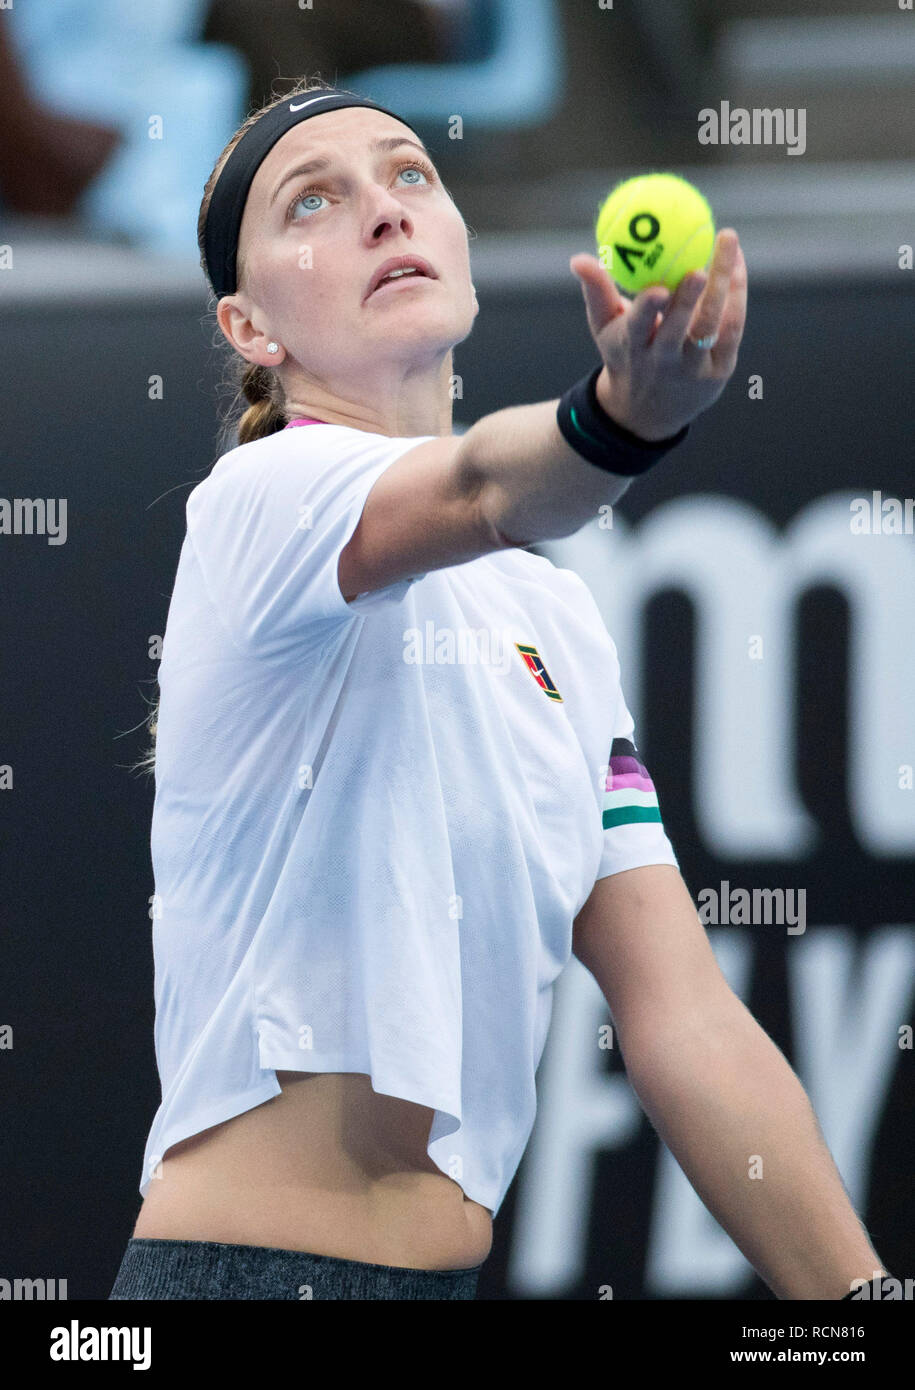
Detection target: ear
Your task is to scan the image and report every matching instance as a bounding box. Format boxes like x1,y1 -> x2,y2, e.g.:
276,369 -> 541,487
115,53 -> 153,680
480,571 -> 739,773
217,295 -> 281,367
215,294 -> 247,355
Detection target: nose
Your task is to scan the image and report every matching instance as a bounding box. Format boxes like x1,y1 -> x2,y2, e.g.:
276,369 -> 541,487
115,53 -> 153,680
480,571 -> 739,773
365,185 -> 415,243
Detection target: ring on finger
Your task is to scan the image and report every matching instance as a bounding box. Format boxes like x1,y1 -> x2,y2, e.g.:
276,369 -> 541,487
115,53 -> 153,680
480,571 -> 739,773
687,331 -> 718,350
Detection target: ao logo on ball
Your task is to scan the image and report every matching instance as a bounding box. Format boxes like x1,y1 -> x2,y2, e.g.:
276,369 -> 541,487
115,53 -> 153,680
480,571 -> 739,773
595,172 -> 715,294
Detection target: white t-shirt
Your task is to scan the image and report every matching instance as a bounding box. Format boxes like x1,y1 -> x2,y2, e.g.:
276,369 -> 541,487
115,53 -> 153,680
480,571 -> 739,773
141,421 -> 679,1216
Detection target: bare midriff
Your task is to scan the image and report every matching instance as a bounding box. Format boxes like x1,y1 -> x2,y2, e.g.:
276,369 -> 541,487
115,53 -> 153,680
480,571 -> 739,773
131,1072 -> 493,1271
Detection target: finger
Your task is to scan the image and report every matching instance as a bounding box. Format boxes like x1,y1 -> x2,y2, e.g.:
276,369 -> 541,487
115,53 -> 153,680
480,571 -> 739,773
624,284 -> 673,349
684,228 -> 739,349
709,241 -> 748,369
651,270 -> 709,352
570,253 -> 630,337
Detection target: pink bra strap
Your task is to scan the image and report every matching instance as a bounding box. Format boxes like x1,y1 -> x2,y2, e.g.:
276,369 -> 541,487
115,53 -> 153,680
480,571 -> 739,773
284,416 -> 326,428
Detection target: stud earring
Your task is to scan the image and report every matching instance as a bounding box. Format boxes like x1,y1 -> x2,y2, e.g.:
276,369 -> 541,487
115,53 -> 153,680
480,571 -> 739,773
266,341 -> 279,354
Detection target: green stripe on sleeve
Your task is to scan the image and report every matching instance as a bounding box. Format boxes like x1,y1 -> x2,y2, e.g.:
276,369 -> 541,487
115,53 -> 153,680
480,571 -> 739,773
602,805 -> 664,829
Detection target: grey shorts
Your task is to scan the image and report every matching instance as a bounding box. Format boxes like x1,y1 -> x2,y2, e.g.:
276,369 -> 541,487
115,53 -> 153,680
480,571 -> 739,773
108,1237 -> 482,1300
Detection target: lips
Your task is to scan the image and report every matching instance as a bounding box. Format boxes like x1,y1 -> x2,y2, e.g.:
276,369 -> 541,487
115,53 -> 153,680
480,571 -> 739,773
365,255 -> 437,301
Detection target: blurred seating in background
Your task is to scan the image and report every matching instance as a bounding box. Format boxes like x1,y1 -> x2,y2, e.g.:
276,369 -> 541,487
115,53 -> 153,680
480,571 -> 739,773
1,0 -> 913,261
201,0 -> 458,113
1,0 -> 247,257
340,0 -> 564,132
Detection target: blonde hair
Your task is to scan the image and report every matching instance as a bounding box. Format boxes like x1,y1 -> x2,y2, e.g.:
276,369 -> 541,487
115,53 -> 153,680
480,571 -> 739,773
132,74 -> 362,775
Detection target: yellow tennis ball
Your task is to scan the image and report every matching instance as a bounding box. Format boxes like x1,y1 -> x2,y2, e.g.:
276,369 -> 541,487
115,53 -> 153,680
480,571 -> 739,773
595,172 -> 715,294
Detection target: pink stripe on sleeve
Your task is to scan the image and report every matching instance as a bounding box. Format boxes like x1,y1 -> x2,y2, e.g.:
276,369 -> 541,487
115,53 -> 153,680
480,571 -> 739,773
608,771 -> 656,793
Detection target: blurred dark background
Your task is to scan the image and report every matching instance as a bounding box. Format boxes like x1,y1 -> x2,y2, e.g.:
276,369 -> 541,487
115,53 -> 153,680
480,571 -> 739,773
1,0 -> 913,1300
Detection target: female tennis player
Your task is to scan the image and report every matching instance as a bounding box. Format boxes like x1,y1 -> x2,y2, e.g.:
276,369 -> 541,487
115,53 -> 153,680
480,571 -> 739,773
109,78 -> 889,1301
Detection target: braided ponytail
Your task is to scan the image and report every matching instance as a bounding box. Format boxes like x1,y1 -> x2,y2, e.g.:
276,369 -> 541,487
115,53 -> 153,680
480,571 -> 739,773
236,359 -> 288,445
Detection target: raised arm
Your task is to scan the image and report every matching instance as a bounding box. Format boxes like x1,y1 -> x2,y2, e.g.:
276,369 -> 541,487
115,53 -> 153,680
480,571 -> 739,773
339,229 -> 746,601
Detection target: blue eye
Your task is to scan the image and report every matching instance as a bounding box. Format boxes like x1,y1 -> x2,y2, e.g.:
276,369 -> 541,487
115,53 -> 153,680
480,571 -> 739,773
286,159 -> 434,222
289,191 -> 327,220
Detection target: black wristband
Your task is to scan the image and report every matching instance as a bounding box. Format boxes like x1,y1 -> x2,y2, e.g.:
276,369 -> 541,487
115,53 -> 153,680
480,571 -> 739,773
556,365 -> 690,477
841,1275 -> 895,1300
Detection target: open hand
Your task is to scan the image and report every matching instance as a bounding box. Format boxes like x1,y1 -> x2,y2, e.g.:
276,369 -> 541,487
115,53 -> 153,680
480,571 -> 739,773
569,228 -> 747,442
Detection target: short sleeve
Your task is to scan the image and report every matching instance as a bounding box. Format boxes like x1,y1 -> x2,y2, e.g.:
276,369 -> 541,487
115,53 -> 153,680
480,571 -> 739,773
185,426 -> 435,659
596,690 -> 679,880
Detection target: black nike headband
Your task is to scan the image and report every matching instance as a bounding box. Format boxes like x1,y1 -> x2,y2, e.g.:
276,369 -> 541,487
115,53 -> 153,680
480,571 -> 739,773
202,90 -> 426,299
